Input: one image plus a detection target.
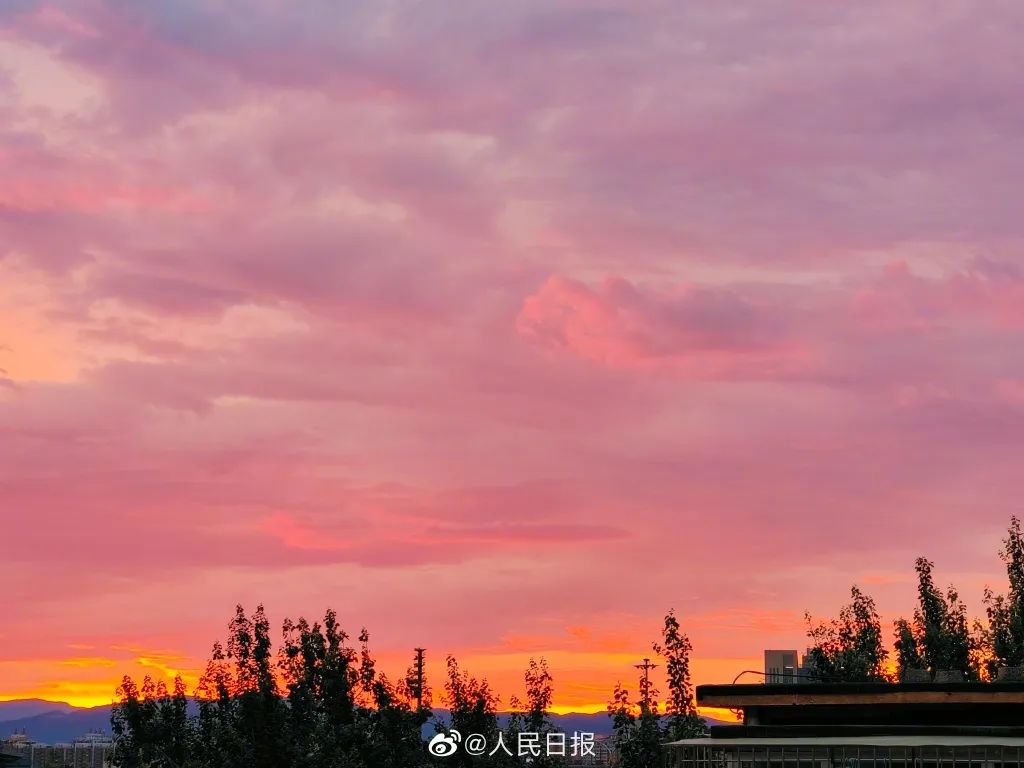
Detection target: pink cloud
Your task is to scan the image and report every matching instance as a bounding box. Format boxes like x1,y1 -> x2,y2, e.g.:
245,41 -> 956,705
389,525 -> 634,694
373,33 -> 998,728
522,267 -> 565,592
517,274 -> 812,377
4,0 -> 1024,706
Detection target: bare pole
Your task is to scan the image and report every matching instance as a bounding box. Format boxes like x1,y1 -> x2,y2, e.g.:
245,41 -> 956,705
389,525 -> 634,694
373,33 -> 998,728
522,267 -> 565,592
414,648 -> 427,710
634,657 -> 659,713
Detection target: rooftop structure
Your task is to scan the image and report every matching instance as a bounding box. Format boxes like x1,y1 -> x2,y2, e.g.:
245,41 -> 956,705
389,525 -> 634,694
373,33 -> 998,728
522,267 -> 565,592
667,682 -> 1024,768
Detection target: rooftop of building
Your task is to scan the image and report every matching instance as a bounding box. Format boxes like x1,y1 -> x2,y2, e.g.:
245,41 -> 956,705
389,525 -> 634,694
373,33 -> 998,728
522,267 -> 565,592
694,682 -> 1024,741
669,735 -> 1024,747
698,681 -> 1024,708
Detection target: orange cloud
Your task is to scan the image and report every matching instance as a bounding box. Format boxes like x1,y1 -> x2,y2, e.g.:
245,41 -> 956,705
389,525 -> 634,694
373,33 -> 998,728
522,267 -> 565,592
0,262 -> 81,383
0,651 -> 201,708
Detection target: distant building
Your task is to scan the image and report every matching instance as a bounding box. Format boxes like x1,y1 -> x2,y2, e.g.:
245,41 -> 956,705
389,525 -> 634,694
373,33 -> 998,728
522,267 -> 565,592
764,650 -> 799,683
74,731 -> 111,746
798,647 -> 816,680
765,651 -> 794,684
3,732 -> 35,748
765,648 -> 816,683
566,734 -> 615,766
2,731 -> 112,768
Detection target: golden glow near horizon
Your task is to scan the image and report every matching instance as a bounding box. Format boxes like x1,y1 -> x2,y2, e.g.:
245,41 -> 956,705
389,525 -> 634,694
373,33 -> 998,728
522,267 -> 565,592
0,652 -> 755,716
0,690 -> 742,723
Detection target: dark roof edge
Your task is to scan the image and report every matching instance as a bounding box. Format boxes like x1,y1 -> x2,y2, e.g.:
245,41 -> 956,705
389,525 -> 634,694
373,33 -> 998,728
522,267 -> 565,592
698,682 -> 1024,698
709,725 -> 1024,739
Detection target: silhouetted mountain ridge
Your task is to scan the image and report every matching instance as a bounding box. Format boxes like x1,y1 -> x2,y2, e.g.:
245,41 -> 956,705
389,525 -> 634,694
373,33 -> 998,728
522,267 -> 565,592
0,700 -> 732,744
0,701 -> 77,721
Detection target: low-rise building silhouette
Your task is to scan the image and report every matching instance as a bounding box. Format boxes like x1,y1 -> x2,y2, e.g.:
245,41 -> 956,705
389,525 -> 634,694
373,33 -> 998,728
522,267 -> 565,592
668,681 -> 1024,768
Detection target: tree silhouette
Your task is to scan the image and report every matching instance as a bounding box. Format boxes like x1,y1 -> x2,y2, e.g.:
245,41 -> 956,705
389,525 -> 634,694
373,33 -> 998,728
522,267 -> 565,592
607,682 -> 661,768
442,655 -> 501,768
655,610 -> 707,740
912,559 -> 976,679
502,658 -> 564,767
984,517 -> 1024,675
111,604 -> 432,768
805,585 -> 888,682
111,674 -> 192,768
893,618 -> 925,680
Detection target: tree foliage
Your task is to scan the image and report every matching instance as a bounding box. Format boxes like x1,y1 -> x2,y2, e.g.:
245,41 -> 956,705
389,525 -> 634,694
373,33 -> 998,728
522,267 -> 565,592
608,610 -> 707,768
111,675 -> 191,768
805,586 -> 888,682
893,618 -> 925,680
983,517 -> 1024,671
111,605 -> 432,768
503,658 -> 565,768
654,610 -> 707,741
607,683 -> 662,768
441,655 -> 500,768
912,558 -> 977,679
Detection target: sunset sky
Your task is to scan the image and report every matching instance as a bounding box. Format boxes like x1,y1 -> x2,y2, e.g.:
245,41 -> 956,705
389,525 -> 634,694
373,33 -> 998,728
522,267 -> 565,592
3,1 -> 1024,713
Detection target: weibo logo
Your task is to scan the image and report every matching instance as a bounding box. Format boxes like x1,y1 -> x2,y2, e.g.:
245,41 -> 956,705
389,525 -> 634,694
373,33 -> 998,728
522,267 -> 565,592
427,730 -> 461,757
